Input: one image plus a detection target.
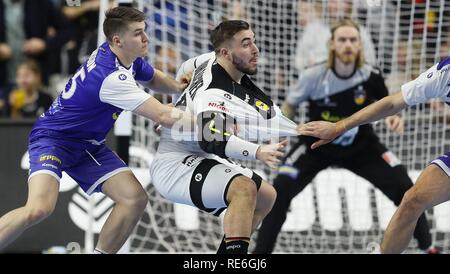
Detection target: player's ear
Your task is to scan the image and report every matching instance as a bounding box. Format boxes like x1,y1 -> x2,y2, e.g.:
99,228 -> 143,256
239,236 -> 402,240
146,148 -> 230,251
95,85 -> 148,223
219,48 -> 231,60
112,35 -> 122,48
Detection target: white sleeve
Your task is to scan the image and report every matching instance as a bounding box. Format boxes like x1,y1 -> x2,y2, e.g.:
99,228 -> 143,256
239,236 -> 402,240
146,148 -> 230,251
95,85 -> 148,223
401,64 -> 445,106
175,51 -> 216,81
173,52 -> 216,103
100,70 -> 151,111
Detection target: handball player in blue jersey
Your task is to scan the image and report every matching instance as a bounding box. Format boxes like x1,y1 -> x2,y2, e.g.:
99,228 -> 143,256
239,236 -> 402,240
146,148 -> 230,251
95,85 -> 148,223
0,6 -> 191,254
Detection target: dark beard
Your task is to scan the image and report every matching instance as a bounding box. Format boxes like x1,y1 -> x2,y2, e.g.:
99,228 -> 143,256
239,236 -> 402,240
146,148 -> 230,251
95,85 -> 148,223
232,53 -> 258,75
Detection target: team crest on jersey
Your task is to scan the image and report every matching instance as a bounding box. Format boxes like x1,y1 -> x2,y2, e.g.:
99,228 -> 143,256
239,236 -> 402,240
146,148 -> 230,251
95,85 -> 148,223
354,86 -> 366,105
255,100 -> 270,111
118,74 -> 127,81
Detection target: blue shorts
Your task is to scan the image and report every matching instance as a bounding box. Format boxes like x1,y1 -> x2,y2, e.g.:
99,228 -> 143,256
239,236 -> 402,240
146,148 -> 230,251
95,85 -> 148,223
28,135 -> 129,195
431,151 -> 450,178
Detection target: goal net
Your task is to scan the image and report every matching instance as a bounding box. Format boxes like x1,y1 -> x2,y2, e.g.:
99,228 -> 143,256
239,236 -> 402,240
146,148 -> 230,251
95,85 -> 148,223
128,0 -> 450,253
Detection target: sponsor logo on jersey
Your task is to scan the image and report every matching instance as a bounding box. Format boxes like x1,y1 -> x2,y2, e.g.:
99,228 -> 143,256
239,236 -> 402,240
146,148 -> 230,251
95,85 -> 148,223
42,163 -> 58,170
224,93 -> 232,100
195,173 -> 203,182
320,111 -> 342,122
225,168 -> 231,173
242,150 -> 249,157
112,112 -> 119,120
278,165 -> 299,180
39,155 -> 62,164
354,86 -> 366,105
118,74 -> 127,81
182,155 -> 199,167
427,72 -> 433,78
382,151 -> 401,167
255,100 -> 270,111
208,102 -> 229,112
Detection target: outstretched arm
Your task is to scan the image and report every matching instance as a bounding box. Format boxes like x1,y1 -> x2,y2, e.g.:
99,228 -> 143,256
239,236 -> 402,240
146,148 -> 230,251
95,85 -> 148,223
143,69 -> 189,94
134,97 -> 194,128
198,111 -> 287,169
298,91 -> 407,149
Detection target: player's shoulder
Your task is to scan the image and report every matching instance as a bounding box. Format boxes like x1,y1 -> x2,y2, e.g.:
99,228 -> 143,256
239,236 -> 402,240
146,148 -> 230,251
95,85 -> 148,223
301,61 -> 328,79
193,52 -> 216,68
93,42 -> 118,70
360,63 -> 383,77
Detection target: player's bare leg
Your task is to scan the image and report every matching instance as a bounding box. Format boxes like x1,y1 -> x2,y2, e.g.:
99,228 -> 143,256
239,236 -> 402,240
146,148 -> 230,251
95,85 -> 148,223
251,181 -> 276,231
0,174 -> 59,250
381,164 -> 450,254
222,176 -> 257,253
95,171 -> 148,254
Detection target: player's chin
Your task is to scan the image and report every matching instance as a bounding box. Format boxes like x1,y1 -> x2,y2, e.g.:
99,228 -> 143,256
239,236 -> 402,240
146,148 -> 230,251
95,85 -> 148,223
246,65 -> 258,75
139,49 -> 148,57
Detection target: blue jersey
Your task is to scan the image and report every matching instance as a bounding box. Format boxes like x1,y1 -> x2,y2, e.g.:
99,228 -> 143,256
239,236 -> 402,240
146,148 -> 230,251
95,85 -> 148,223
31,42 -> 154,144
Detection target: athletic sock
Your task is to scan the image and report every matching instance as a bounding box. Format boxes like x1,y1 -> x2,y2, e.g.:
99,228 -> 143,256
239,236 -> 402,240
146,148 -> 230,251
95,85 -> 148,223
216,235 -> 227,254
225,237 -> 250,254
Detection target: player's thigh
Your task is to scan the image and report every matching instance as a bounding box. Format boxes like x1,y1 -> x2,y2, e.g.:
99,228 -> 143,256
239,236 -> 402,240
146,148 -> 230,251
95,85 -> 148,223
66,145 -> 131,196
192,158 -> 258,210
411,157 -> 450,208
102,170 -> 148,205
26,174 -> 59,211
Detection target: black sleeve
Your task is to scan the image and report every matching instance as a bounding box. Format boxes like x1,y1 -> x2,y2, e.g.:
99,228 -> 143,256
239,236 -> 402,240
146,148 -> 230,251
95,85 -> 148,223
197,111 -> 236,158
368,68 -> 389,101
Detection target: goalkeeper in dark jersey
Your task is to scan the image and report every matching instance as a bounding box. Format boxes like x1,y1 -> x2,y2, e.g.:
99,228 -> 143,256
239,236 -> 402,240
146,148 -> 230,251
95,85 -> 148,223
254,19 -> 437,254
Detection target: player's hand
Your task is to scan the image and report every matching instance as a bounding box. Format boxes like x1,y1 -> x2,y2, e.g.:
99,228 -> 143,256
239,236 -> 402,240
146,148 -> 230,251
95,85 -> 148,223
384,115 -> 403,134
178,72 -> 192,91
154,103 -> 175,133
297,121 -> 340,149
256,139 -> 288,169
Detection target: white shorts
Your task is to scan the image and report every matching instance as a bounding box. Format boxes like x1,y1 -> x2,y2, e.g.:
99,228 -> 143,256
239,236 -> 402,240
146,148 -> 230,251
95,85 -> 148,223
150,152 -> 262,216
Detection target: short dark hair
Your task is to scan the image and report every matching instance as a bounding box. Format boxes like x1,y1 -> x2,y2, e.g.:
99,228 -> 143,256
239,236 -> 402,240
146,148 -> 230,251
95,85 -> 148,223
209,20 -> 250,52
103,6 -> 147,43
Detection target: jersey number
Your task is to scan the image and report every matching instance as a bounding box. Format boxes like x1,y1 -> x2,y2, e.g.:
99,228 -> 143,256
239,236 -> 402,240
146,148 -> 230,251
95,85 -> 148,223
62,67 -> 86,99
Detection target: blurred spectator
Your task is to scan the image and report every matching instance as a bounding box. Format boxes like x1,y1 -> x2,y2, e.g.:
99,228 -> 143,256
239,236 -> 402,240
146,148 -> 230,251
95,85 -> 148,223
0,0 -> 73,87
154,44 -> 179,78
61,0 -> 102,72
0,84 -> 8,117
294,0 -> 376,72
8,59 -> 53,119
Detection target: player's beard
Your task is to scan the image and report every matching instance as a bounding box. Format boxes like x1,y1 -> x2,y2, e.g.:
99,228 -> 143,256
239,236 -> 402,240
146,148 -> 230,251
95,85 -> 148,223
232,53 -> 258,75
336,50 -> 357,65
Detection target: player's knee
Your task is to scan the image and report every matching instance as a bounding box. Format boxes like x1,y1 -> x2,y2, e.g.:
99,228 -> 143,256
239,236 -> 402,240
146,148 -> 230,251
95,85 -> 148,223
401,188 -> 426,213
263,181 -> 277,209
131,190 -> 149,211
25,206 -> 54,226
228,176 -> 258,204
